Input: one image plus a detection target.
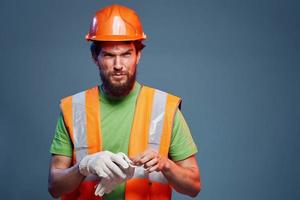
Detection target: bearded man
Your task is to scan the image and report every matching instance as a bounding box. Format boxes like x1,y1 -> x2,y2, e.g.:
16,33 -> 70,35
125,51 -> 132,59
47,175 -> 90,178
48,4 -> 201,200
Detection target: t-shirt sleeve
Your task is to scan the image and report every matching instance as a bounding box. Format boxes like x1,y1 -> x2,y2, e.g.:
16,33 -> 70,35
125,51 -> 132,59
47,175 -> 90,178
50,112 -> 73,157
169,109 -> 198,161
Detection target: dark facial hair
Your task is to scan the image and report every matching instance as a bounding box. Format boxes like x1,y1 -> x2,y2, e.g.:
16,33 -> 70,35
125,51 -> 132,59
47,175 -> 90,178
99,69 -> 136,97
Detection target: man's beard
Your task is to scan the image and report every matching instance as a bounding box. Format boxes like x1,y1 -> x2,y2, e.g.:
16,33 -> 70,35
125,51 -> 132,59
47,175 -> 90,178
99,69 -> 136,97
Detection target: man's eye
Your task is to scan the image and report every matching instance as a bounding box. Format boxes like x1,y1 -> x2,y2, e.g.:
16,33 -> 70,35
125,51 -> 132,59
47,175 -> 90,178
123,52 -> 132,57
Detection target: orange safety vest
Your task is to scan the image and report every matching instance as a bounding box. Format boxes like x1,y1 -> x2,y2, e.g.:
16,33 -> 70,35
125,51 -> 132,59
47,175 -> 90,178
60,85 -> 181,200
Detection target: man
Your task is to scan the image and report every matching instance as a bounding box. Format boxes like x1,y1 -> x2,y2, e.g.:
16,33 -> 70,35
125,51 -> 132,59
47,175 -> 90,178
48,4 -> 201,200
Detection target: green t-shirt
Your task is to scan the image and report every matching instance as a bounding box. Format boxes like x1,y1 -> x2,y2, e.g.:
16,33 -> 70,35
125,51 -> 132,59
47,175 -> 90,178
50,82 -> 198,200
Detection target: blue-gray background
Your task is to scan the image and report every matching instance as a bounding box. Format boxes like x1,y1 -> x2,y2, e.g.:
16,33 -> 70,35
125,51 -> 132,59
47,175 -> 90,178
0,0 -> 299,199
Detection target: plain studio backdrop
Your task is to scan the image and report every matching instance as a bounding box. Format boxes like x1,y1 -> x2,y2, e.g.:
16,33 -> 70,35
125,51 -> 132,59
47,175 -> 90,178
0,0 -> 299,199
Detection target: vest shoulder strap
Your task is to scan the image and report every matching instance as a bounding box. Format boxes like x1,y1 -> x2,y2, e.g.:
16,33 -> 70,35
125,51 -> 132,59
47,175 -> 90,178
129,85 -> 182,157
60,86 -> 102,163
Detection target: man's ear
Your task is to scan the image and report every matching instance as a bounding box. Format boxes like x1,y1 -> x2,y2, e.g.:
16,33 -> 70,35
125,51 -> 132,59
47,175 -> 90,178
92,54 -> 99,65
136,51 -> 141,65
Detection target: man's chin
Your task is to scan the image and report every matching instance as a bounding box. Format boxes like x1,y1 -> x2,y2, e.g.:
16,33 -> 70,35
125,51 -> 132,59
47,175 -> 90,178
105,81 -> 133,97
100,71 -> 136,97
111,80 -> 130,89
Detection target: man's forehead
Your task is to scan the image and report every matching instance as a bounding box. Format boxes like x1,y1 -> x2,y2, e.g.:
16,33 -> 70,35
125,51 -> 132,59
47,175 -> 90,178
100,41 -> 135,51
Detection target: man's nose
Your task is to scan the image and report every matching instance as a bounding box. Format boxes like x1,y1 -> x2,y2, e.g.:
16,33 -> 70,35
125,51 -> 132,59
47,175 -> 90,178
114,56 -> 123,70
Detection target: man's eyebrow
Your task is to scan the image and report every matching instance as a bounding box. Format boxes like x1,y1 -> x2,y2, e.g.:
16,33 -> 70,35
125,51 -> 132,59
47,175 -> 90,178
122,49 -> 134,54
101,51 -> 114,55
101,48 -> 134,55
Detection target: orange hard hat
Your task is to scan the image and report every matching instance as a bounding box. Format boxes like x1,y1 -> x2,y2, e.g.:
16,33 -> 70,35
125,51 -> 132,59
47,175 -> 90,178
86,4 -> 147,41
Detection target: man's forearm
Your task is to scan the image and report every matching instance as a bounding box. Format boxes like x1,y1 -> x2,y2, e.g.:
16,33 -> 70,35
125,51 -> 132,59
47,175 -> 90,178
162,159 -> 201,197
48,163 -> 85,198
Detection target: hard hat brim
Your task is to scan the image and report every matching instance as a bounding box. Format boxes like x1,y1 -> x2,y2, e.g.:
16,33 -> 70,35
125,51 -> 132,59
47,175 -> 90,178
86,34 -> 147,42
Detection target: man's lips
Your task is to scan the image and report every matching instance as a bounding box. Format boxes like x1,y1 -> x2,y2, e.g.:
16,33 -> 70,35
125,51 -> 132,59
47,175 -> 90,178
111,73 -> 127,80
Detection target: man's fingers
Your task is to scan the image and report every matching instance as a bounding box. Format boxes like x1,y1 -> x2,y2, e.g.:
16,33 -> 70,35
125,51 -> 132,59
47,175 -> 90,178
131,154 -> 143,165
146,164 -> 158,173
98,185 -> 105,196
106,160 -> 126,179
140,151 -> 158,164
131,150 -> 159,166
111,153 -> 129,169
117,152 -> 131,162
140,155 -> 151,164
95,183 -> 104,196
144,157 -> 158,168
97,163 -> 111,178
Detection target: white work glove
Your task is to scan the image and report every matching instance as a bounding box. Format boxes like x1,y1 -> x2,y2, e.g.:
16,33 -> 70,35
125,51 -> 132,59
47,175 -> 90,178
79,151 -> 130,179
94,152 -> 135,196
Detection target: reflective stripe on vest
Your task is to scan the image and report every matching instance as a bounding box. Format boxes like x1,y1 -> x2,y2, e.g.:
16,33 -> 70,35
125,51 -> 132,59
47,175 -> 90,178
60,85 -> 181,200
72,91 -> 88,162
132,89 -> 168,184
60,86 -> 102,164
125,86 -> 181,200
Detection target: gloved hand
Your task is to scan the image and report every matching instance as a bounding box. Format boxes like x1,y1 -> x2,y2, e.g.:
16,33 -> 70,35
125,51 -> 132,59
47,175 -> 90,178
79,151 -> 130,179
94,152 -> 135,196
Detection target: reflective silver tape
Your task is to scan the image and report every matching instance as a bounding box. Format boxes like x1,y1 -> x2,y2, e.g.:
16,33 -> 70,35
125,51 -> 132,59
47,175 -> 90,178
132,166 -> 148,179
132,167 -> 168,184
148,90 -> 167,150
149,171 -> 168,184
132,89 -> 169,184
72,91 -> 88,162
